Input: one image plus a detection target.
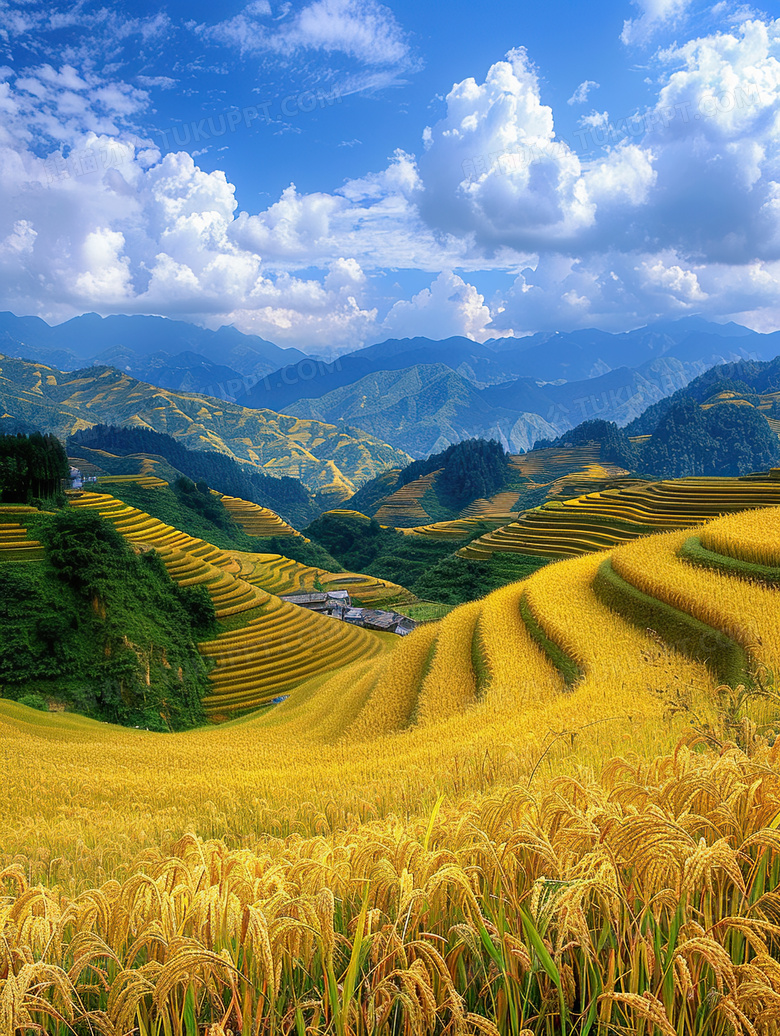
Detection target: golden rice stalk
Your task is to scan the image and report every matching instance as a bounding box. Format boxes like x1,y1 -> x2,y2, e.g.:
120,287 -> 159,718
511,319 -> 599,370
599,991 -> 676,1036
0,961 -> 76,1035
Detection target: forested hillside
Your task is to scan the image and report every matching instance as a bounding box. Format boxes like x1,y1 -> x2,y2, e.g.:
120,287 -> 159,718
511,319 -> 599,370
626,355 -> 780,434
350,438 -> 520,520
640,397 -> 780,476
69,424 -> 317,527
0,508 -> 213,728
0,431 -> 69,503
0,353 -> 410,498
543,401 -> 780,478
349,436 -> 633,526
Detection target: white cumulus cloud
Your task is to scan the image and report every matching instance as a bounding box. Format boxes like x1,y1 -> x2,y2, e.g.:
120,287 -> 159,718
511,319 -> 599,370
621,0 -> 692,45
0,9 -> 779,348
568,79 -> 600,105
383,271 -> 505,342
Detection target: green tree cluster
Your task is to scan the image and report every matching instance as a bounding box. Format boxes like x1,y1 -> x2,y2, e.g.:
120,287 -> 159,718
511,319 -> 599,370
0,431 -> 69,503
364,438 -> 511,507
0,509 -> 214,729
68,424 -> 315,526
639,398 -> 780,477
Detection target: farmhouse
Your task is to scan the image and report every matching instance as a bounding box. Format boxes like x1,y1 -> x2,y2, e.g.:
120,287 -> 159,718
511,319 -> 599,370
279,591 -> 417,635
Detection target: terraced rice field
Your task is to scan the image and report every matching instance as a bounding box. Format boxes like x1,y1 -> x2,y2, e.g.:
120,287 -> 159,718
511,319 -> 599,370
511,443 -> 602,481
365,444 -> 636,528
288,504 -> 780,743
4,508 -> 780,1035
459,490 -> 522,518
199,594 -> 386,716
219,493 -> 300,537
397,516 -> 508,540
228,548 -> 414,606
460,473 -> 780,560
0,507 -> 44,560
373,469 -> 443,525
97,473 -> 169,488
322,508 -> 376,522
69,491 -> 388,714
543,466 -> 640,499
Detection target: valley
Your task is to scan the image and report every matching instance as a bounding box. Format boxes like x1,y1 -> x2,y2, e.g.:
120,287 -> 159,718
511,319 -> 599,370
5,3 -> 780,1030
4,324 -> 780,1036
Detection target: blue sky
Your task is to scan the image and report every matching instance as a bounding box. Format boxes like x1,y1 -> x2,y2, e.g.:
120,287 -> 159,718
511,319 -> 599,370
0,0 -> 778,352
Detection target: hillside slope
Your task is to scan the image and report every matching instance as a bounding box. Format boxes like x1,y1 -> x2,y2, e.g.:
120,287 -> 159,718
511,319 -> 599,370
68,423 -> 318,527
460,472 -> 780,560
63,489 -> 399,717
3,507 -> 780,1034
627,353 -> 780,435
353,442 -> 636,527
268,506 -> 780,740
0,506 -> 213,728
0,354 -> 410,497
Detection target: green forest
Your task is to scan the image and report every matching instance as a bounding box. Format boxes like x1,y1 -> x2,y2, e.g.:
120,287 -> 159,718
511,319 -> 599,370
0,431 -> 69,503
538,405 -> 780,478
68,424 -> 316,526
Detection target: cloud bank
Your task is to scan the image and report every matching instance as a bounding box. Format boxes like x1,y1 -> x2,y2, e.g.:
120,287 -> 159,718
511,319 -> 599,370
0,3 -> 778,348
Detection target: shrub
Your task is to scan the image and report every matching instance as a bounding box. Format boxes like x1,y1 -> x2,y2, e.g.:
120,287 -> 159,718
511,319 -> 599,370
18,693 -> 48,711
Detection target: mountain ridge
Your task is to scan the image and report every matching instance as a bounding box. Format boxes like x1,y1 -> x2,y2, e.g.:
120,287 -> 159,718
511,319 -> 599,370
0,353 -> 410,499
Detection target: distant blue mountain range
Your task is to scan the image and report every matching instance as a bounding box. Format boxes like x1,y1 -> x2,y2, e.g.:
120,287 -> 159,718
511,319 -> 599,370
1,311 -> 777,456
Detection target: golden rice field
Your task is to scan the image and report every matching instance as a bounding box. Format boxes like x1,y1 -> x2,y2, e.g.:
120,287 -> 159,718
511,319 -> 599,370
318,510 -> 505,544
97,473 -> 169,489
396,516 -> 507,541
701,505 -> 780,568
321,509 -> 376,522
219,494 -> 300,539
508,446 -> 635,499
228,549 -> 414,607
373,470 -> 443,526
0,507 -> 44,560
510,444 -> 603,481
4,507 -> 780,1033
460,473 -> 780,561
67,492 -> 390,715
458,490 -> 522,518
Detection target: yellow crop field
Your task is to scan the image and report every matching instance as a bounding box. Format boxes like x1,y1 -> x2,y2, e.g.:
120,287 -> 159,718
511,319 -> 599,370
0,511 -> 44,560
229,548 -> 414,607
3,507 -> 780,1034
611,528 -> 780,671
399,516 -> 508,540
97,472 -> 169,488
461,473 -> 780,560
700,505 -> 780,567
522,551 -> 713,705
373,469 -> 442,525
219,493 -> 300,538
67,491 -> 392,713
414,600 -> 481,722
511,443 -> 602,480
